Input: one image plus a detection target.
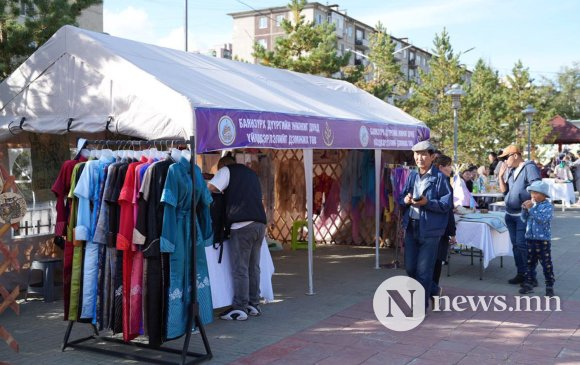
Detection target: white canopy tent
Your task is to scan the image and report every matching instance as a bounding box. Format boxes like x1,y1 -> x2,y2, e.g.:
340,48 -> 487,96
0,25 -> 430,294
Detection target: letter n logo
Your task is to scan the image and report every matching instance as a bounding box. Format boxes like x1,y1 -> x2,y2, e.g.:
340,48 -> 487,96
386,290 -> 415,317
373,276 -> 425,331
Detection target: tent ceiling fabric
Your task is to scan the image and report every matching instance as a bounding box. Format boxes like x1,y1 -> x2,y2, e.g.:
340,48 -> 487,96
0,25 -> 429,147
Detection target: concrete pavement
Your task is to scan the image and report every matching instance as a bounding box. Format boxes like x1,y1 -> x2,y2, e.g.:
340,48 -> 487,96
1,205 -> 579,364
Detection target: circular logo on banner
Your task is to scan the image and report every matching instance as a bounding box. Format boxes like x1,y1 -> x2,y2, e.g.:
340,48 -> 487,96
373,276 -> 425,332
218,116 -> 236,146
359,125 -> 369,147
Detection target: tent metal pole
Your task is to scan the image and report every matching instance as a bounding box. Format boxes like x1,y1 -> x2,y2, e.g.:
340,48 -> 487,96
374,149 -> 381,269
303,149 -> 315,295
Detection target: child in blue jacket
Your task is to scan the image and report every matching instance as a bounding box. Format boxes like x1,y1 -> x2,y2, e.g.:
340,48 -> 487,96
519,181 -> 555,297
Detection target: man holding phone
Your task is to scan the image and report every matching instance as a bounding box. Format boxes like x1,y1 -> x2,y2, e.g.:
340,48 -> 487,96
399,140 -> 453,309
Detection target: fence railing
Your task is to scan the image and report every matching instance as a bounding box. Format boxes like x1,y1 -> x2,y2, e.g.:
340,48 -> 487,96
12,201 -> 56,238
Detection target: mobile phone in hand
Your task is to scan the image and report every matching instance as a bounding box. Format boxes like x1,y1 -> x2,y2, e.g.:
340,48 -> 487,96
412,196 -> 422,202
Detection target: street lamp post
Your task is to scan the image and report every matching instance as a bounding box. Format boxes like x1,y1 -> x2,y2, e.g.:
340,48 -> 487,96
522,105 -> 537,160
445,84 -> 466,166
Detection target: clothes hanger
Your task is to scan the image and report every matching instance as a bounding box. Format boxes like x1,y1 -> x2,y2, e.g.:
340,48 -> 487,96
181,149 -> 191,162
170,140 -> 181,161
80,148 -> 91,159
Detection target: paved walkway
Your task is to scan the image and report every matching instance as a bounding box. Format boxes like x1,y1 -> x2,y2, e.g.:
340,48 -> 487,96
1,205 -> 579,364
232,286 -> 580,365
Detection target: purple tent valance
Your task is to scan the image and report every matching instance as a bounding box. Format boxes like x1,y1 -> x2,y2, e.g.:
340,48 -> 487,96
195,108 -> 430,152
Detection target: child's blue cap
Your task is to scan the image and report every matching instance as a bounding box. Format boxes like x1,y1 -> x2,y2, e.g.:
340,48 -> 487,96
526,181 -> 550,198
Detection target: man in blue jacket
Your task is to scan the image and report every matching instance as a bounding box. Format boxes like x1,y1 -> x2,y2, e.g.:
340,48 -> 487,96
399,141 -> 453,309
498,145 -> 541,285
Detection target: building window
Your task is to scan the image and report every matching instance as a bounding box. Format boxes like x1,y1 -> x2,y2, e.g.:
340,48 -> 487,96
276,14 -> 285,27
257,38 -> 268,49
259,16 -> 268,29
317,14 -> 323,24
347,26 -> 352,38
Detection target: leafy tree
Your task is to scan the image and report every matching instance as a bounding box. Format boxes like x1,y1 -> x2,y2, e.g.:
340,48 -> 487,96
0,0 -> 101,79
544,62 -> 580,120
252,0 -> 349,77
401,28 -> 466,160
349,22 -> 406,102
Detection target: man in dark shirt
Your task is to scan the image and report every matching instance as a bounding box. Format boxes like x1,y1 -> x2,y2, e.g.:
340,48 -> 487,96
208,156 -> 267,321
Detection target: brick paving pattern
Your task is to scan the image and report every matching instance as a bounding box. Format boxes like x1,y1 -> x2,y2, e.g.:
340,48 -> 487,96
1,206 -> 579,364
233,286 -> 580,364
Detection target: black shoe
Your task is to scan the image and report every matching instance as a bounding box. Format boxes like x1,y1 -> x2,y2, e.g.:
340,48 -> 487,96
519,285 -> 534,294
520,278 -> 539,287
545,287 -> 555,297
245,304 -> 262,317
508,274 -> 525,285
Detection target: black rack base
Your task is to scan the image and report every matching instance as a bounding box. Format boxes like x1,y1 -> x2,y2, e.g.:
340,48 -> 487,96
62,318 -> 212,365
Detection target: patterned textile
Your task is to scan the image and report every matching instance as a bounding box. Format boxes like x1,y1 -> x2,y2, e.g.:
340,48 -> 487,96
522,200 -> 553,240
161,158 -> 213,339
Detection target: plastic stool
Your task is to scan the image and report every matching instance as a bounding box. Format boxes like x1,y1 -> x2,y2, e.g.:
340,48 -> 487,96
26,258 -> 63,303
291,220 -> 315,251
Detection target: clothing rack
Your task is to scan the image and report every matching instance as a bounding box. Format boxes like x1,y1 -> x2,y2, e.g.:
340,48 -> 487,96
61,136 -> 212,365
381,164 -> 412,269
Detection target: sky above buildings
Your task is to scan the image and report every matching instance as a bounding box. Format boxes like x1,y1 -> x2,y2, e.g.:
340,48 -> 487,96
104,0 -> 580,82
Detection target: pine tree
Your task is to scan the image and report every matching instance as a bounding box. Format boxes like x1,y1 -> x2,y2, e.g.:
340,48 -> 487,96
401,28 -> 465,159
252,0 -> 349,77
351,22 -> 406,102
1,0 -> 101,79
461,59 -> 510,165
1,0 -> 101,195
503,61 -> 554,159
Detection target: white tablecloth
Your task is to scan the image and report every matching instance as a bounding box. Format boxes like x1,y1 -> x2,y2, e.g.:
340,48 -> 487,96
543,178 -> 575,205
206,238 -> 275,308
472,193 -> 504,199
456,220 -> 512,268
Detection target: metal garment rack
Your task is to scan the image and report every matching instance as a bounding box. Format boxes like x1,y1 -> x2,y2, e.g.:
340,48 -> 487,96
61,136 -> 212,364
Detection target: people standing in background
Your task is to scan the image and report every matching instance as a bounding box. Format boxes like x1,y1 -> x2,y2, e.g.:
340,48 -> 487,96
572,151 -> 580,205
494,150 -> 505,180
431,155 -> 456,302
489,152 -> 499,174
498,145 -> 541,286
461,169 -> 474,192
554,153 -> 573,182
476,166 -> 489,188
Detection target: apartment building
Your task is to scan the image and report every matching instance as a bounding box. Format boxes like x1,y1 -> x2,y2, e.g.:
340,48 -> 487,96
76,3 -> 104,32
229,2 -> 432,83
206,43 -> 233,59
17,1 -> 103,32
